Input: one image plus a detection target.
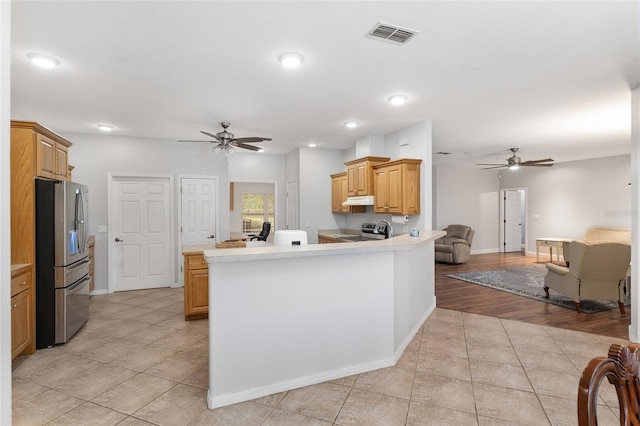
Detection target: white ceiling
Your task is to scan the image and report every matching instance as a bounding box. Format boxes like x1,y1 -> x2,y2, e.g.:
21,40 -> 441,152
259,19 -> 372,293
10,1 -> 640,166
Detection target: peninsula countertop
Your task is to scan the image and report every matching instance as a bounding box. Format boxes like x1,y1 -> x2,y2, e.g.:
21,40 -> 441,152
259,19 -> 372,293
204,230 -> 445,263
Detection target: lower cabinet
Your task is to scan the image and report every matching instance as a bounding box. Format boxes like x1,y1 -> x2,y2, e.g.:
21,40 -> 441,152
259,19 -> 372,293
11,266 -> 34,359
184,254 -> 209,320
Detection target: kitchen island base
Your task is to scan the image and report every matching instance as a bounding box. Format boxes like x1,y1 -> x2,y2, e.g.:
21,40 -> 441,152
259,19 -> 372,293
204,232 -> 443,409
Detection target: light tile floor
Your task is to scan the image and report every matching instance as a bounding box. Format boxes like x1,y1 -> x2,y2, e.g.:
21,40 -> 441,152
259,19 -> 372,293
12,287 -> 630,425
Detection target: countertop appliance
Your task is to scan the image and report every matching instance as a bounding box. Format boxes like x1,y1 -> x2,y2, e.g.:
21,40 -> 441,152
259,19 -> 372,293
274,230 -> 308,247
35,179 -> 90,348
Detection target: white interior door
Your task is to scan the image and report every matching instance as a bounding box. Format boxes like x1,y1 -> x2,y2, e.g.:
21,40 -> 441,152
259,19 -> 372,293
504,190 -> 522,252
110,175 -> 174,292
181,177 -> 217,244
286,179 -> 298,230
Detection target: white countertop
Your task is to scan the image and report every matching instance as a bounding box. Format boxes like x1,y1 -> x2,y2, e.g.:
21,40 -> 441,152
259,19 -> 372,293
204,230 -> 445,263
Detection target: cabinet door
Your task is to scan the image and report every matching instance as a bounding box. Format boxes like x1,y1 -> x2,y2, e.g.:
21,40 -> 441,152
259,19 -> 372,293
386,166 -> 403,213
36,134 -> 56,179
346,165 -> 357,196
331,176 -> 342,213
374,168 -> 389,212
186,269 -> 209,316
355,163 -> 368,195
12,289 -> 31,359
55,143 -> 69,181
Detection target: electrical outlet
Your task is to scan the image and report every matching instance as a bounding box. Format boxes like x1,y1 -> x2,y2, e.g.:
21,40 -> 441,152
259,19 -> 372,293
98,225 -> 108,233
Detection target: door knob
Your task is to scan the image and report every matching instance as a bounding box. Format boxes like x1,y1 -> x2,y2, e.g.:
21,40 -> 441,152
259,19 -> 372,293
115,238 -> 123,242
207,234 -> 215,239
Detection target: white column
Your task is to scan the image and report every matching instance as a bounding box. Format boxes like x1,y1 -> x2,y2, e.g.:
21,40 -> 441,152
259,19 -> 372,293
630,85 -> 640,342
0,1 -> 12,423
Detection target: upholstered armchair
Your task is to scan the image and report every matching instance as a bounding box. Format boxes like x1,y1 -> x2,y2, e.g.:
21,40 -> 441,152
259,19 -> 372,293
544,241 -> 631,313
435,224 -> 475,264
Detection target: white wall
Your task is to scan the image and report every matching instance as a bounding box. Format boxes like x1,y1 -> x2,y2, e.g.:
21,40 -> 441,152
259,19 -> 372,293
298,148 -> 346,244
433,165 -> 500,253
0,1 -> 11,422
500,154 -> 631,254
630,86 -> 640,342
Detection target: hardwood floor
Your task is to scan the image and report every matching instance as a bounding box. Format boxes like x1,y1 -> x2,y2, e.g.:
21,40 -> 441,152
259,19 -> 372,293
435,252 -> 631,340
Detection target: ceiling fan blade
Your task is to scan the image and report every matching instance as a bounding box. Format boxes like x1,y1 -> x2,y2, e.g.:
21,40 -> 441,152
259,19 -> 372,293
521,158 -> 554,165
522,163 -> 554,167
178,139 -> 211,143
200,131 -> 219,139
234,137 -> 272,143
235,142 -> 262,151
481,165 -> 508,170
477,163 -> 507,166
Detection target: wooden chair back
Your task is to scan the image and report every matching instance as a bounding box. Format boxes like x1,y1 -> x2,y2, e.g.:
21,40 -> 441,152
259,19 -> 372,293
578,343 -> 640,425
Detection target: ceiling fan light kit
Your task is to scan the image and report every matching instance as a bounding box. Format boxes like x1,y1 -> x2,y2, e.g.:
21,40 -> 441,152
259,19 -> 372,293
477,148 -> 554,170
179,122 -> 271,157
344,121 -> 359,128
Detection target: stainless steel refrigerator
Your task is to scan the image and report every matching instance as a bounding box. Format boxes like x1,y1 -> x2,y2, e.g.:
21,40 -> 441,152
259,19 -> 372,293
35,179 -> 90,348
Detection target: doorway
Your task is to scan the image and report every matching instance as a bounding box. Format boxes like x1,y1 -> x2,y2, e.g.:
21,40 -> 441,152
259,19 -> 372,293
229,181 -> 276,240
499,188 -> 527,253
108,174 -> 175,292
286,179 -> 299,230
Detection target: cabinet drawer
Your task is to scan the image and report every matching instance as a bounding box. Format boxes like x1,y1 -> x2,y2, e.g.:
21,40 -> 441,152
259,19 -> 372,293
11,270 -> 32,297
187,255 -> 207,270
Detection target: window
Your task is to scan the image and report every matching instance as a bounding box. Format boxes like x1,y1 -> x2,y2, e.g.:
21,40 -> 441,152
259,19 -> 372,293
242,193 -> 274,233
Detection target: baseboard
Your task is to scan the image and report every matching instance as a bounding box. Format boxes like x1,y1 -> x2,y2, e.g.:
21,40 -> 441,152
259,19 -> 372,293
393,301 -> 436,362
207,357 -> 394,409
471,248 -> 500,255
90,289 -> 109,296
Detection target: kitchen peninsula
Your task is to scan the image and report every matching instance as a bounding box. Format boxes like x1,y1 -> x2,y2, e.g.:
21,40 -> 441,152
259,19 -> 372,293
203,230 -> 445,409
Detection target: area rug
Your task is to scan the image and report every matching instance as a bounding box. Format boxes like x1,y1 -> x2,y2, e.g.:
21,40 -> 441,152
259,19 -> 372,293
446,265 -> 628,313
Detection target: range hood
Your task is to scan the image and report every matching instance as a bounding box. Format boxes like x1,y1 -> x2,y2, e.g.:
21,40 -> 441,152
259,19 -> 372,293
342,195 -> 374,206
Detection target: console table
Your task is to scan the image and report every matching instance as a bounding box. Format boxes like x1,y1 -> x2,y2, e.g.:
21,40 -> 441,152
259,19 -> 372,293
535,237 -> 572,264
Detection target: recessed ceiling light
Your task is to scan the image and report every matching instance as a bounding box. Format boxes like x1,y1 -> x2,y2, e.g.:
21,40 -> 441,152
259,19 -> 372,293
308,142 -> 317,148
97,124 -> 113,132
279,52 -> 304,68
27,53 -> 59,69
344,121 -> 359,129
388,94 -> 407,106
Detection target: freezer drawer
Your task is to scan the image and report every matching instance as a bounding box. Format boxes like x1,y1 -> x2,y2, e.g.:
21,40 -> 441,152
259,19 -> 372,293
55,275 -> 90,344
55,257 -> 90,289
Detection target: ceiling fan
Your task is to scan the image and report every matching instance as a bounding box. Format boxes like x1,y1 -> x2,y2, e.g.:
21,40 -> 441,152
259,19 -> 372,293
477,148 -> 554,170
179,122 -> 272,155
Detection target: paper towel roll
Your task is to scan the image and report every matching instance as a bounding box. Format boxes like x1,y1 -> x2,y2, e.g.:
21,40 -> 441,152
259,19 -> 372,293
391,215 -> 409,224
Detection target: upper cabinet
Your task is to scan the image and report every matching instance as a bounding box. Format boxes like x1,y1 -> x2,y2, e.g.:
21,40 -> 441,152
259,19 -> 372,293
331,172 -> 365,214
36,130 -> 71,181
344,156 -> 390,197
373,159 -> 422,215
12,121 -> 73,182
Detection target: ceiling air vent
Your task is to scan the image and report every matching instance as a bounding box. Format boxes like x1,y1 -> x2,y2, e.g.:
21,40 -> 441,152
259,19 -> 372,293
366,22 -> 418,45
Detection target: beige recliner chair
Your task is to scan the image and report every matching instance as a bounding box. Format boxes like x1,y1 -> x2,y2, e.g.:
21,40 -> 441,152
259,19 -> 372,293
435,224 -> 475,264
544,241 -> 631,313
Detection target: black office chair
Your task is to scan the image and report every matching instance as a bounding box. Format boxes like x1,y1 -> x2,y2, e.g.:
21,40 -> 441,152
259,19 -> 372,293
248,222 -> 271,241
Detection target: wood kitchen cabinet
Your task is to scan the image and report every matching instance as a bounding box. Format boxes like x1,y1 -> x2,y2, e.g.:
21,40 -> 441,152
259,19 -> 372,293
184,254 -> 209,320
331,172 -> 365,214
344,156 -> 390,197
36,132 -> 70,181
11,265 -> 34,359
373,159 -> 422,215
